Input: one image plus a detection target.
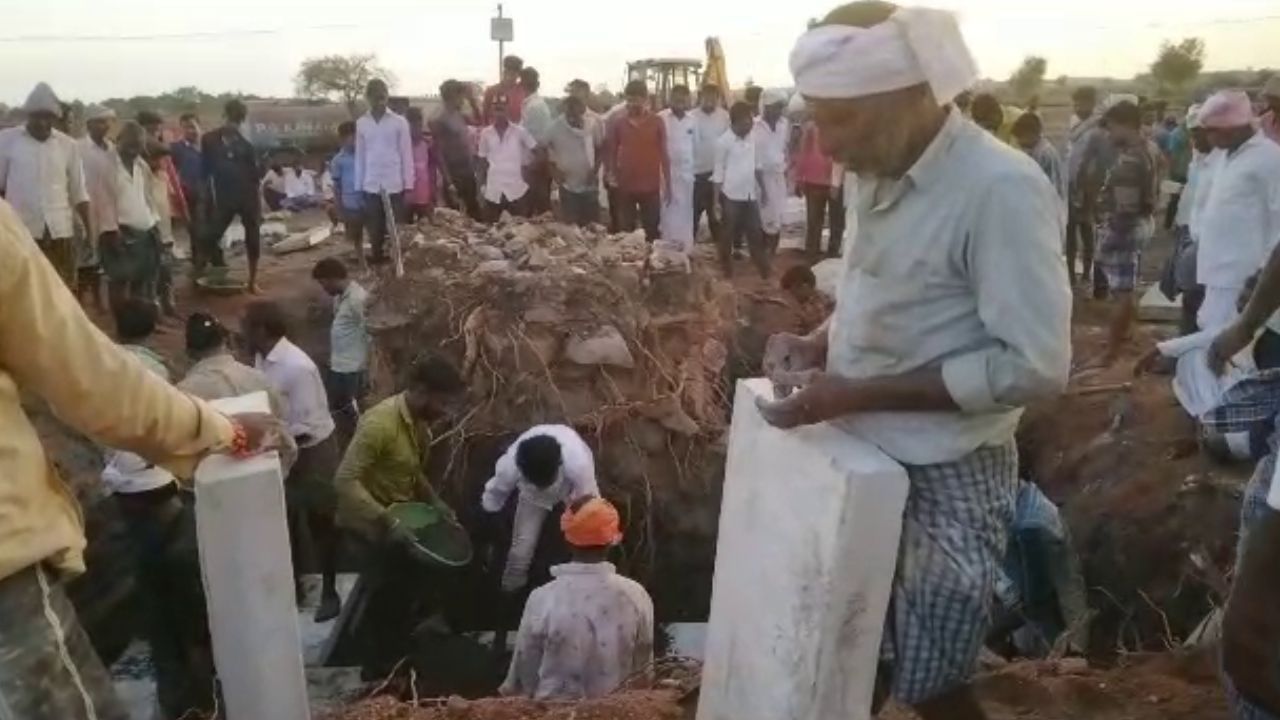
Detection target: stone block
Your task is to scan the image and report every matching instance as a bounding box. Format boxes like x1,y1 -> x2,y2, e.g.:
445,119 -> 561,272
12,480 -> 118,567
196,392 -> 309,720
697,379 -> 909,720
1139,284 -> 1180,324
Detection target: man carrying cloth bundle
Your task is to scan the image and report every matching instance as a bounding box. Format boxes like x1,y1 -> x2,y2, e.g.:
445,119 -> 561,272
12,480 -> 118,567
760,3 -> 1071,719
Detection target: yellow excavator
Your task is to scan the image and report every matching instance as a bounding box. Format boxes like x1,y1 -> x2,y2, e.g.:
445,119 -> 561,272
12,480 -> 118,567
625,37 -> 730,109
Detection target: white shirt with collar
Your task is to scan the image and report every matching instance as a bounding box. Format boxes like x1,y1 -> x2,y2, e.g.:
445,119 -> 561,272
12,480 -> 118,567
1196,132 -> 1280,290
712,130 -> 758,202
659,108 -> 697,179
255,337 -> 335,447
481,424 -> 600,592
693,106 -> 731,176
751,116 -> 790,174
0,126 -> 89,239
478,123 -> 537,204
114,154 -> 158,230
78,136 -> 118,236
330,281 -> 370,373
830,110 -> 1071,465
355,109 -> 415,194
501,562 -> 654,701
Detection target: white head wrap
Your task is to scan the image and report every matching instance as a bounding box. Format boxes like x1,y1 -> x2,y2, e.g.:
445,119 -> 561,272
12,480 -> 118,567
1186,104 -> 1203,129
85,104 -> 116,122
760,88 -> 789,109
23,82 -> 61,115
788,92 -> 808,115
788,6 -> 978,103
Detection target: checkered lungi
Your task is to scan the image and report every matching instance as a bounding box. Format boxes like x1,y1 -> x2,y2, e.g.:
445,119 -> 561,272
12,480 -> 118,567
1095,220 -> 1141,293
1203,378 -> 1280,720
880,441 -> 1018,705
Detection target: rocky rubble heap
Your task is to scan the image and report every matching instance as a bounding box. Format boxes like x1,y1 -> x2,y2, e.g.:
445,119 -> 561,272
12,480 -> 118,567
365,209 -> 735,616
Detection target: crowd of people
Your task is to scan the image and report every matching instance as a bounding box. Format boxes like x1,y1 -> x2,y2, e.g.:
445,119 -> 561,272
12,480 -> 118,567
1,2 -> 1280,720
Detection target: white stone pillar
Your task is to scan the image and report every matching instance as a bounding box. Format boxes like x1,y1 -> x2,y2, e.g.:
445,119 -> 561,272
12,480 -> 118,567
195,392 -> 310,720
697,379 -> 909,720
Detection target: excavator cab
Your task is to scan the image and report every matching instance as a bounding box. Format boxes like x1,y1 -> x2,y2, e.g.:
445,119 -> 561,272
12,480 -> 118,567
626,58 -> 704,110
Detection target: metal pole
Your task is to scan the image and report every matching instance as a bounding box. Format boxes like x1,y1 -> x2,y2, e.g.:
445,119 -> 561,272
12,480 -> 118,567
497,3 -> 504,80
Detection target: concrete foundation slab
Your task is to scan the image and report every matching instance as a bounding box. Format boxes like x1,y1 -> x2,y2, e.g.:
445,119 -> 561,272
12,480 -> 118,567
196,392 -> 309,720
1139,284 -> 1181,324
697,379 -> 909,720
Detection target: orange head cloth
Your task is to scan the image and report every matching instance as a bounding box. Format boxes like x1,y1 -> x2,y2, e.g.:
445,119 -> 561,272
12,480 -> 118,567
560,497 -> 623,548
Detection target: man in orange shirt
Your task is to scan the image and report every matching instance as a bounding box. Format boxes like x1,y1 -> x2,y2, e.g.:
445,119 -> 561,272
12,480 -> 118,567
483,55 -> 528,126
605,81 -> 670,241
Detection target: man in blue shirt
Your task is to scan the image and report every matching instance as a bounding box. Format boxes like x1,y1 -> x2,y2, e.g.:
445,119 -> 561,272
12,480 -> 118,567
171,113 -> 205,252
329,121 -> 365,271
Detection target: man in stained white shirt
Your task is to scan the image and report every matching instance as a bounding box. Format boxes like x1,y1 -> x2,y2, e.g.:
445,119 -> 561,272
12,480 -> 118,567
0,82 -> 90,289
77,104 -> 117,311
501,496 -> 653,701
658,84 -> 698,252
481,424 -> 600,594
102,121 -> 161,313
692,83 -> 731,245
1194,90 -> 1280,334
753,88 -> 792,252
712,102 -> 768,279
478,97 -> 538,223
763,4 -> 1070,718
242,299 -> 344,622
355,78 -> 413,265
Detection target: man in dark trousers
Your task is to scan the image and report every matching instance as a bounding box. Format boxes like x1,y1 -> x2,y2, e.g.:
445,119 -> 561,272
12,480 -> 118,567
605,80 -> 669,241
200,99 -> 262,292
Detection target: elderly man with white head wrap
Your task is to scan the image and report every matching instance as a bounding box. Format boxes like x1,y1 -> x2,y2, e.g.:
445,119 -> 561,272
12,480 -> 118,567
1191,90 -> 1280,334
758,3 -> 1070,718
752,88 -> 791,247
0,82 -> 90,289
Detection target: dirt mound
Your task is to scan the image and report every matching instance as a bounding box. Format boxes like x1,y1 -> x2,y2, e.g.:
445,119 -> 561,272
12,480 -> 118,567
364,210 -> 754,619
886,652 -> 1228,720
329,690 -> 685,720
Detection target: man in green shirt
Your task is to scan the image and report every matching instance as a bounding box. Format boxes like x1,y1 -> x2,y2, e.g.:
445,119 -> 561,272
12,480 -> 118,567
333,355 -> 470,677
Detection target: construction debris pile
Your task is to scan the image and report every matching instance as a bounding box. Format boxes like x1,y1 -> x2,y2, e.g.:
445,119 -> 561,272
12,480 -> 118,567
366,209 -> 737,616
329,690 -> 684,720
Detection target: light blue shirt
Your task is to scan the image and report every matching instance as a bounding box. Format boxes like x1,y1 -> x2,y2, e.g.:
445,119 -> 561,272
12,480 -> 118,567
829,110 -> 1072,465
329,148 -> 362,212
330,282 -> 370,374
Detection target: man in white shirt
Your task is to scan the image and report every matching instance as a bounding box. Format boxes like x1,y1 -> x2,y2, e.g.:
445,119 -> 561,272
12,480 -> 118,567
1194,90 -> 1280,333
658,85 -> 698,252
478,97 -> 537,223
767,4 -> 1070,718
312,257 -> 369,440
693,83 -> 731,245
355,78 -> 413,265
77,104 -> 117,311
520,67 -> 554,215
501,496 -> 653,701
0,82 -> 90,289
242,300 -> 344,622
481,424 -> 600,594
753,89 -> 791,251
1064,85 -> 1100,287
712,102 -> 767,279
101,121 -> 161,314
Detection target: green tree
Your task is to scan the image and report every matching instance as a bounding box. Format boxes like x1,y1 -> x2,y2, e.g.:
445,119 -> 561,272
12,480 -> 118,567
294,54 -> 394,117
1150,38 -> 1205,97
1008,56 -> 1048,102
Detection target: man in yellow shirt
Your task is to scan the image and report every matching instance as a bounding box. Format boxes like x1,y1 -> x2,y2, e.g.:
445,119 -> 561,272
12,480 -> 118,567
334,355 -> 470,678
0,197 -> 277,719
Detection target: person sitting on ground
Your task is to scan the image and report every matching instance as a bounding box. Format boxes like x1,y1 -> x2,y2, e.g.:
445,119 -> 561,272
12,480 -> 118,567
780,264 -> 834,335
242,299 -> 343,621
501,496 -> 654,700
1012,112 -> 1066,209
333,355 -> 471,678
1094,100 -> 1154,367
261,161 -> 287,211
282,161 -> 323,211
481,424 -> 601,594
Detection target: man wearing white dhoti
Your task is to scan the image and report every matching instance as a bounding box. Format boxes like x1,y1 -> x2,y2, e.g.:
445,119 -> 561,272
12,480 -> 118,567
753,89 -> 791,252
658,85 -> 697,252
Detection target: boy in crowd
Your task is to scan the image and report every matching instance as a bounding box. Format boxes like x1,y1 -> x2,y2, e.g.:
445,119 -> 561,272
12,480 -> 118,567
405,107 -> 439,223
713,102 -> 768,279
780,264 -> 834,335
329,121 -> 367,270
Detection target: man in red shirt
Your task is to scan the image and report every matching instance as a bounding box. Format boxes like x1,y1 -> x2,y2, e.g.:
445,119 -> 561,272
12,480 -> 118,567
484,55 -> 528,125
605,81 -> 670,241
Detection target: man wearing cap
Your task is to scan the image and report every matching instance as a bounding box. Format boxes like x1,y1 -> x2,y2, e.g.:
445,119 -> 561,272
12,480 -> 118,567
78,104 -> 117,309
501,496 -> 654,700
753,89 -> 791,251
1194,90 -> 1280,334
1260,76 -> 1280,145
762,3 -> 1070,718
0,82 -> 91,289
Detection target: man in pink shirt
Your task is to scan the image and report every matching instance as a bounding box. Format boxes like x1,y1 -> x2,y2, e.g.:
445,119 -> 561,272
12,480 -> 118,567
794,118 -> 845,261
405,107 -> 439,223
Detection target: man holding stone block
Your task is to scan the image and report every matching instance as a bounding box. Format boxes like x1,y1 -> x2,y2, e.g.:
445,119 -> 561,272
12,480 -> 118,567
0,197 -> 279,720
759,3 -> 1072,719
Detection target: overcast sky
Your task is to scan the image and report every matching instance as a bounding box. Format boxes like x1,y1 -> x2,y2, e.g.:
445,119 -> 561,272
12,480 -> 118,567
0,0 -> 1275,105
